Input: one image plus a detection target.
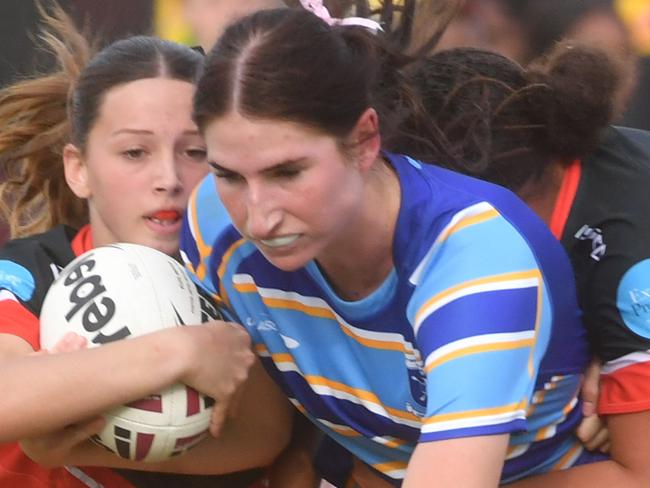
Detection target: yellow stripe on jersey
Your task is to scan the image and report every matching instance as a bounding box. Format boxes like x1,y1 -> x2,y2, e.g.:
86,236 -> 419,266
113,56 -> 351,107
372,436 -> 409,449
371,460 -> 408,478
424,336 -> 536,374
234,276 -> 418,354
305,375 -> 420,425
215,238 -> 247,309
415,269 -> 542,330
435,208 -> 500,245
551,442 -> 584,470
424,398 -> 528,425
528,282 -> 543,377
256,343 -> 420,427
188,190 -> 213,281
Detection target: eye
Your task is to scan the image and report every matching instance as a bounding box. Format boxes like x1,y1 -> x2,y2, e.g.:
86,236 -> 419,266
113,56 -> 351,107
185,147 -> 207,162
272,166 -> 301,179
122,148 -> 146,160
210,162 -> 244,182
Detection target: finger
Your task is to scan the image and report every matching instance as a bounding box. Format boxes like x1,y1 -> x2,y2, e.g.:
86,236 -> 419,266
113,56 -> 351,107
599,441 -> 611,454
575,415 -> 602,444
584,426 -> 610,452
582,400 -> 596,418
581,359 -> 601,416
51,332 -> 88,354
209,399 -> 229,437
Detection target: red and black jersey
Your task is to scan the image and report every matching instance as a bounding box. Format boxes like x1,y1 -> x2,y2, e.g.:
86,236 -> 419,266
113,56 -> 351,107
550,126 -> 650,414
0,225 -> 265,488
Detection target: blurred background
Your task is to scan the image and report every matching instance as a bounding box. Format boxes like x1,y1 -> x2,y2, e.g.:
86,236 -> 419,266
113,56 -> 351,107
2,0 -> 648,124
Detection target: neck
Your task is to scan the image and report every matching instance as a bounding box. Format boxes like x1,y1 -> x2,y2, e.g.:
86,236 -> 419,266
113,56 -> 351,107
518,162 -> 566,225
317,159 -> 400,301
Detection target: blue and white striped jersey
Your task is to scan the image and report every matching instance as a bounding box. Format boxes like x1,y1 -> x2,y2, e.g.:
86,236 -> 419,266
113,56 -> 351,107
181,153 -> 600,484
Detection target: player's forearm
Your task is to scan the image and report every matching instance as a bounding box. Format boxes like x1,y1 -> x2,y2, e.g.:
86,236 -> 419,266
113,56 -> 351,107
510,411 -> 650,488
508,460 -> 644,488
0,328 -> 189,441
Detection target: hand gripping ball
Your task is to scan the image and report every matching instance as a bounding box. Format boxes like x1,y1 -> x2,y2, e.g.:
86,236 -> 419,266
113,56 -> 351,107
40,243 -> 222,462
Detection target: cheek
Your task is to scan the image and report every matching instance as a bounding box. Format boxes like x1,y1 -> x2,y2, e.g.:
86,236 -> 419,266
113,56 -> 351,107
216,183 -> 246,225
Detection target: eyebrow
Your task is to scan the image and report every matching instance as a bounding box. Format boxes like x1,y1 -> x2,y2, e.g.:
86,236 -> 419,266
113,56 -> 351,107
110,128 -> 201,137
210,158 -> 307,175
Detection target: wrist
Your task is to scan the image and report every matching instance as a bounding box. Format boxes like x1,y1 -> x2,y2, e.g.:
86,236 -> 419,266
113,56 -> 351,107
140,327 -> 196,386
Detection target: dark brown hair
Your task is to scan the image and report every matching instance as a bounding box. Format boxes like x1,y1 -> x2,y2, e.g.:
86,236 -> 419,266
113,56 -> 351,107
0,3 -> 203,237
392,42 -> 622,191
193,7 -> 433,151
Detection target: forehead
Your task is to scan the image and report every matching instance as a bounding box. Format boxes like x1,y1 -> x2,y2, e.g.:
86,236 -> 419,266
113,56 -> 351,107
203,111 -> 340,171
94,78 -> 196,131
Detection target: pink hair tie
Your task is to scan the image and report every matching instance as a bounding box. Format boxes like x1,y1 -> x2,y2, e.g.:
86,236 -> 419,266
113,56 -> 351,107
299,0 -> 383,33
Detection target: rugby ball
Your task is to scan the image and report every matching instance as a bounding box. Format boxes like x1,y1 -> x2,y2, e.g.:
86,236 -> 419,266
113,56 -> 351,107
40,243 -> 221,462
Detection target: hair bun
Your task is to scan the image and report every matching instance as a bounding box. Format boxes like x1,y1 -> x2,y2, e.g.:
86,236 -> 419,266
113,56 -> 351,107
526,41 -> 621,159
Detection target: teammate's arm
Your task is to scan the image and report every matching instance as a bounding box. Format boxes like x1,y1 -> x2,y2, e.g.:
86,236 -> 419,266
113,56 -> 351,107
0,317 -> 254,443
20,357 -> 292,474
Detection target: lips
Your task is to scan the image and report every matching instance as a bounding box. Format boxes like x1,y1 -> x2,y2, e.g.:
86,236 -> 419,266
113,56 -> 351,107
147,209 -> 181,225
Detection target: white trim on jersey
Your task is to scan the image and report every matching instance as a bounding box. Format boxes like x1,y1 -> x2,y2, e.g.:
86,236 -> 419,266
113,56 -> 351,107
422,408 -> 526,434
0,289 -> 18,302
424,330 -> 537,371
234,273 -> 421,356
413,277 -> 540,334
602,349 -> 650,374
409,201 -> 495,285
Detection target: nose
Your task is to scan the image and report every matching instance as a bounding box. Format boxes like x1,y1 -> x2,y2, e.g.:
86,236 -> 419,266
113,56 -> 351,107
245,183 -> 282,239
154,152 -> 183,195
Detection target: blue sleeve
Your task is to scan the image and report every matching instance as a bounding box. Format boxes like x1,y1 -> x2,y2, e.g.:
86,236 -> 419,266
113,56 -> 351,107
180,175 -> 247,321
406,203 -> 552,442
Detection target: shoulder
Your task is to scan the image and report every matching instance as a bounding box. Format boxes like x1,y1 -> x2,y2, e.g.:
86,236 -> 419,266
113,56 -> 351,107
0,225 -> 76,309
580,126 -> 650,192
389,153 -> 559,279
183,175 -> 235,252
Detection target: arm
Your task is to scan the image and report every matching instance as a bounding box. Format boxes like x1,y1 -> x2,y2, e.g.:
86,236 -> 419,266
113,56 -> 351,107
0,320 -> 254,443
266,412 -> 322,488
510,411 -> 650,487
404,435 -> 508,488
21,357 -> 293,474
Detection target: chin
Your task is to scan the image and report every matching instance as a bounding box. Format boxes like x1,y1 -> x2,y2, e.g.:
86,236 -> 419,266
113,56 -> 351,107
154,243 -> 181,258
260,251 -> 310,272
134,238 -> 179,258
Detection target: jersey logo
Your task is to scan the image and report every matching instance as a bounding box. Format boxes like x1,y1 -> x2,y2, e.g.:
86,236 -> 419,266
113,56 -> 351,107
406,352 -> 427,415
617,260 -> 650,339
574,224 -> 607,261
0,260 -> 36,302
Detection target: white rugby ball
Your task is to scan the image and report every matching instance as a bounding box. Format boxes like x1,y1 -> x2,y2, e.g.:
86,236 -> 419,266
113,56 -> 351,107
40,243 -> 221,462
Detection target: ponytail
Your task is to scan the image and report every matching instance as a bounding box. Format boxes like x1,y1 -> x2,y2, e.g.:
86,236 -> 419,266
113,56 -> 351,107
394,42 -> 623,191
526,41 -> 621,161
0,3 -> 92,237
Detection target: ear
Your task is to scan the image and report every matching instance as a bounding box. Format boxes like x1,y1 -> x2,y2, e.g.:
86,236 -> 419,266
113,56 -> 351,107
349,108 -> 381,172
63,143 -> 91,199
